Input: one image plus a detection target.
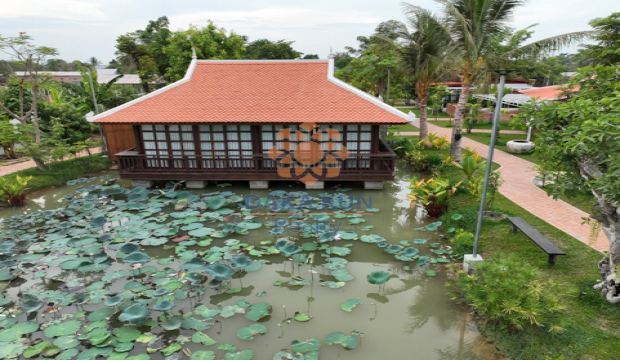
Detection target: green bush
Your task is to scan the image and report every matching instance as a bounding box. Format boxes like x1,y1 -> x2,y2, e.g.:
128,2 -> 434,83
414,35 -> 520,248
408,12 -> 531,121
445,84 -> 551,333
441,206 -> 480,234
450,229 -> 475,255
451,256 -> 571,333
0,154 -> 110,192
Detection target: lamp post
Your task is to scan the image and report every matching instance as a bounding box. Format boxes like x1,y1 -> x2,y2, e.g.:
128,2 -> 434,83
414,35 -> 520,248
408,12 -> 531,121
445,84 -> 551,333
87,66 -> 107,156
464,69 -> 513,273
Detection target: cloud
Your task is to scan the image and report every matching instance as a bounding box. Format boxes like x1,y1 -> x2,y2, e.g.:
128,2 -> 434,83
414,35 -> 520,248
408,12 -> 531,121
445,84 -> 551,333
169,7 -> 383,33
0,0 -> 106,21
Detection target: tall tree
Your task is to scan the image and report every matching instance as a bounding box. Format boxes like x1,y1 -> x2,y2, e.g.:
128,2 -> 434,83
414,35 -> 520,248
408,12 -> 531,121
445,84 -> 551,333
164,22 -> 245,81
395,5 -> 451,145
303,54 -> 319,59
578,12 -> 620,66
88,57 -> 101,67
138,16 -> 172,78
116,33 -> 158,93
438,0 -> 592,160
245,39 -> 302,59
517,66 -> 620,304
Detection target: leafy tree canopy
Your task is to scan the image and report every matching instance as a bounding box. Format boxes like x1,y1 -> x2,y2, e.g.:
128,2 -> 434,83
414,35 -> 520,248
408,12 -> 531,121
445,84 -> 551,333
245,39 -> 301,59
578,12 -> 620,66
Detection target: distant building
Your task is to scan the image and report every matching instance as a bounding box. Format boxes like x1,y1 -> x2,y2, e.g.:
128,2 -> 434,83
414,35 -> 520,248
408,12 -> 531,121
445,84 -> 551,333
12,69 -> 159,90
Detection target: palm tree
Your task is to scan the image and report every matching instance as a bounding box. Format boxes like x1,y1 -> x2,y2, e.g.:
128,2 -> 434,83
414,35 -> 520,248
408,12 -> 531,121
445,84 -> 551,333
438,0 -> 593,160
396,4 -> 452,145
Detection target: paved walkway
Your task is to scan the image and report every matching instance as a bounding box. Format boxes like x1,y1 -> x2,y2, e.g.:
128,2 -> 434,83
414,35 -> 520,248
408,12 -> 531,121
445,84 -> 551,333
0,147 -> 102,176
399,121 -> 607,252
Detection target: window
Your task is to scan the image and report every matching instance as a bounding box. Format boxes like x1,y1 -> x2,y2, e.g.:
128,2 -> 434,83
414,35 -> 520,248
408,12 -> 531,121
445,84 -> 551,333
198,125 -> 253,168
344,124 -> 372,169
140,125 -> 196,168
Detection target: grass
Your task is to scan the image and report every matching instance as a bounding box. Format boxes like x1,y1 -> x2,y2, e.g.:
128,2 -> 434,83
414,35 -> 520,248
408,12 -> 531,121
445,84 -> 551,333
409,144 -> 620,360
388,123 -> 419,133
0,154 -> 111,194
428,120 -> 517,132
462,132 -> 543,165
396,107 -> 451,118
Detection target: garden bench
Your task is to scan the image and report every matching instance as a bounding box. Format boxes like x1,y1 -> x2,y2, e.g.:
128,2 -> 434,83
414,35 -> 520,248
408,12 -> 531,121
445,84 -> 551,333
507,217 -> 566,265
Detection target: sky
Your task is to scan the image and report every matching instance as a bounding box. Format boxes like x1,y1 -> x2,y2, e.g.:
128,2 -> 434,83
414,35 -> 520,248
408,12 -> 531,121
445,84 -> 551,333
1,0 -> 618,64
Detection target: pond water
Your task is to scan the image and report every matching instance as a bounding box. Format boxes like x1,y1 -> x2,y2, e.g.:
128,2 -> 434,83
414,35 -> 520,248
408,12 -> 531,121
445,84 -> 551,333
0,161 -> 501,360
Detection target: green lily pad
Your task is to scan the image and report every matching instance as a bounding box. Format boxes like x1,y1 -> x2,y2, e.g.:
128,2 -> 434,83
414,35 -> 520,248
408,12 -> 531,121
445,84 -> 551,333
325,331 -> 359,349
118,304 -> 150,324
236,324 -> 268,340
245,303 -> 272,321
341,299 -> 362,312
44,320 -> 81,338
367,271 -> 391,285
191,351 -> 216,360
294,312 -> 311,322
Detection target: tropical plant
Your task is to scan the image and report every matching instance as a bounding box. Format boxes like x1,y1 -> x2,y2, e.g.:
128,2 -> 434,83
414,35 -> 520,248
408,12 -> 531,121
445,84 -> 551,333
404,149 -> 429,172
394,4 -> 451,145
516,65 -> 620,304
452,156 -> 484,184
431,135 -> 449,150
0,175 -> 32,206
451,255 -> 571,333
0,116 -> 32,158
245,39 -> 302,59
407,175 -> 461,217
428,85 -> 452,116
464,103 -> 483,133
439,0 -> 593,160
577,12 -> 620,66
462,145 -> 483,162
450,229 -> 475,255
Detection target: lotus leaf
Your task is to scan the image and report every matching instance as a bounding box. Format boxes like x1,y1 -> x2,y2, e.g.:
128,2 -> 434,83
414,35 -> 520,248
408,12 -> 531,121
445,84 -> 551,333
123,252 -> 151,264
325,331 -> 358,349
119,304 -> 150,324
341,299 -> 363,312
224,350 -> 254,360
230,254 -> 252,269
290,338 -> 321,353
43,320 -> 81,338
207,196 -> 226,210
245,303 -> 272,321
192,332 -> 218,346
191,350 -> 216,360
105,295 -> 123,307
112,326 -> 141,342
153,300 -> 175,311
293,312 -> 311,322
161,343 -> 181,356
367,271 -> 391,285
206,263 -> 235,281
326,246 -> 351,256
360,234 -> 385,243
236,324 -> 268,340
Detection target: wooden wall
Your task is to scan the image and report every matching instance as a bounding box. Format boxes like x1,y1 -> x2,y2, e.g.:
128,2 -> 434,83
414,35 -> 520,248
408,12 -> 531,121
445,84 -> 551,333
102,124 -> 136,161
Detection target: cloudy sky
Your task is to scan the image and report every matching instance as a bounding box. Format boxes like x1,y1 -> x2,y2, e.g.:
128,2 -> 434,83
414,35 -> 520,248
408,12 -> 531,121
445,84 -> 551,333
1,0 -> 618,64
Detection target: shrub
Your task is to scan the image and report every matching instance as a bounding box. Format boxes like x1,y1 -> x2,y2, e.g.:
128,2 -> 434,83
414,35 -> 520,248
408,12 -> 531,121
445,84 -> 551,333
450,229 -> 475,255
404,150 -> 429,172
451,256 -> 571,333
407,176 -> 461,217
441,206 -> 480,234
0,175 -> 32,206
432,135 -> 449,150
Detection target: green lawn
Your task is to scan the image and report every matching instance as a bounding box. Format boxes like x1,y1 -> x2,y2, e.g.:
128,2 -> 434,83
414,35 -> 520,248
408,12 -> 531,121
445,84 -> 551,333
462,132 -> 543,165
388,123 -> 419,133
396,107 -> 451,118
408,144 -> 620,360
428,119 -> 517,131
0,154 -> 111,194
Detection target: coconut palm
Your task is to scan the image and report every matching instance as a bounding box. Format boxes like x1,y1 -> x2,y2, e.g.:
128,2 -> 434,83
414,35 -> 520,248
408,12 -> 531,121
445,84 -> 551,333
396,4 -> 452,145
438,0 -> 593,160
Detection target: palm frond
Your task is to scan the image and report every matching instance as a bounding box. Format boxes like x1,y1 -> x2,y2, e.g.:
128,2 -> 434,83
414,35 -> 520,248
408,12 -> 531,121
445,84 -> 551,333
505,30 -> 595,59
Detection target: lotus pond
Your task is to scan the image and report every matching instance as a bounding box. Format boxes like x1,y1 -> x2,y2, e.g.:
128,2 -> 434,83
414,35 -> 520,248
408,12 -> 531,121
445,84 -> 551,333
0,164 -> 498,360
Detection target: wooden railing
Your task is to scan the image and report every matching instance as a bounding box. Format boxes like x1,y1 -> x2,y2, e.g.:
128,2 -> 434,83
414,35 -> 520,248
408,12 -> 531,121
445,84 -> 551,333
115,146 -> 396,178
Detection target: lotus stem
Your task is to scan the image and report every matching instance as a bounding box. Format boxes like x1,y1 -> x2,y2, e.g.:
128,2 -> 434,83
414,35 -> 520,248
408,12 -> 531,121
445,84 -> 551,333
282,304 -> 286,318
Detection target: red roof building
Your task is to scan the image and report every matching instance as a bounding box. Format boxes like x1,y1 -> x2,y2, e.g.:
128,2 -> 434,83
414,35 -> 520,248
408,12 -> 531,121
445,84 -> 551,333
92,59 -> 409,189
519,85 -> 579,100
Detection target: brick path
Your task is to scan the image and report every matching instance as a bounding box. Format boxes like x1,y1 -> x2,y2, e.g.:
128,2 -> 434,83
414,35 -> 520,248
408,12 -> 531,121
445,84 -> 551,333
0,147 -> 102,176
399,121 -> 607,252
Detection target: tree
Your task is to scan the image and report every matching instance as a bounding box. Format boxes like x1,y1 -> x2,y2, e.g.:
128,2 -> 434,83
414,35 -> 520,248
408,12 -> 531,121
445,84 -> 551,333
164,22 -> 246,81
245,39 -> 301,59
394,5 -> 451,145
517,66 -> 620,303
0,115 -> 32,158
0,33 -> 58,170
333,52 -> 353,69
303,54 -> 319,59
116,33 -> 158,93
578,12 -> 620,66
38,87 -> 92,144
438,0 -> 592,160
428,85 -> 451,115
88,57 -> 101,67
138,16 -> 172,78
60,62 -> 124,112
46,58 -> 78,71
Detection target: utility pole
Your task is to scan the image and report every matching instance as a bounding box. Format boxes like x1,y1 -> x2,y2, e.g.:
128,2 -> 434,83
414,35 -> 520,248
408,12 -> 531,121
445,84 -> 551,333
87,66 -> 107,156
464,69 -> 511,273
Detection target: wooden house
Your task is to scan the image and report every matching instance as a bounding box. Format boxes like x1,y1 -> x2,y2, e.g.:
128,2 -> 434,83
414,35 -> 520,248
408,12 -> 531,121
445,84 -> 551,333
91,58 -> 410,189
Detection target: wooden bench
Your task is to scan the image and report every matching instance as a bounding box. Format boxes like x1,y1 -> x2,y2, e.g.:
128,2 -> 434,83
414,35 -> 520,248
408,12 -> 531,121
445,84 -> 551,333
508,217 -> 566,265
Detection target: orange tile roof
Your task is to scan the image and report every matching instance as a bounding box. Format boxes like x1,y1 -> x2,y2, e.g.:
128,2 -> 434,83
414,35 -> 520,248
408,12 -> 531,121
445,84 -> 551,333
93,60 -> 409,124
519,85 -> 579,100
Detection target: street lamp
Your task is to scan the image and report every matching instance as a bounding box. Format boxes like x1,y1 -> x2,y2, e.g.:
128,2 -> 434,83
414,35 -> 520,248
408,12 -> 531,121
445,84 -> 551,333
86,66 -> 107,157
464,69 -> 514,273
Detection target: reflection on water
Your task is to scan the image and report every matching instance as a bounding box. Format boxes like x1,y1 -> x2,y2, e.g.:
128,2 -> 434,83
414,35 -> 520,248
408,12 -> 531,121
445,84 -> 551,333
0,161 -> 503,360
